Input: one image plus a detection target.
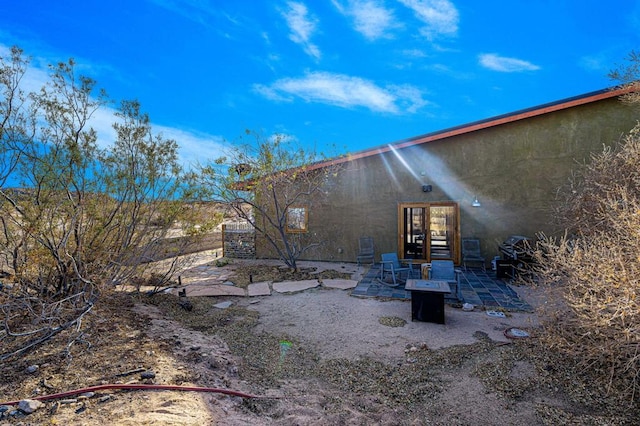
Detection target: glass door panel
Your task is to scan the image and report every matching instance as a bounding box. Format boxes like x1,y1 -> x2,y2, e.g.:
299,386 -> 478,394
399,203 -> 459,263
429,205 -> 455,260
403,207 -> 425,259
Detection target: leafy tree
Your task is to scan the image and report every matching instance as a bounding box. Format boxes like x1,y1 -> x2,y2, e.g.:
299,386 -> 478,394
0,47 -> 196,360
530,52 -> 640,403
198,130 -> 340,271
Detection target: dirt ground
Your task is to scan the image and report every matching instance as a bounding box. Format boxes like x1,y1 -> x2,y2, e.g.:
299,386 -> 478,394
0,261 -> 637,425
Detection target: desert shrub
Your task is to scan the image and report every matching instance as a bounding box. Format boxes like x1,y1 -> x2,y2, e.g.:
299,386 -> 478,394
0,47 -> 196,361
531,124 -> 640,402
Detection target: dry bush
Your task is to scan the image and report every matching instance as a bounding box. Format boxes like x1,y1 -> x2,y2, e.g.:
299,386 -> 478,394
0,48 -> 197,361
532,124 -> 640,402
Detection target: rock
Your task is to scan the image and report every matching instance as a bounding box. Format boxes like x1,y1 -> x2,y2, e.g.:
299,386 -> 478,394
0,405 -> 10,418
213,301 -> 233,309
98,395 -> 113,403
25,365 -> 39,374
140,370 -> 156,379
207,355 -> 222,369
18,399 -> 44,414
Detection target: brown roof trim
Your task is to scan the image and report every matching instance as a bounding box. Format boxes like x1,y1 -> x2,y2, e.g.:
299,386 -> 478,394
309,85 -> 635,171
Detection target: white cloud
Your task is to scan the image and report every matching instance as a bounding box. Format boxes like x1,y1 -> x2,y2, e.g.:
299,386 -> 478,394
579,54 -> 609,73
157,126 -> 229,168
254,71 -> 428,114
281,2 -> 321,60
479,53 -> 541,72
402,48 -> 427,58
388,84 -> 429,113
148,0 -> 217,28
332,0 -> 400,40
66,105 -> 229,169
397,0 -> 459,39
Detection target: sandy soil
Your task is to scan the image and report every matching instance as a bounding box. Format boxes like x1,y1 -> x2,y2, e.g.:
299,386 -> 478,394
248,287 -> 539,360
120,285 -> 545,425
1,261 -> 611,426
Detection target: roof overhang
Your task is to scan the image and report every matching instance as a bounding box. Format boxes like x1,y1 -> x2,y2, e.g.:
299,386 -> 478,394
307,85 -> 637,172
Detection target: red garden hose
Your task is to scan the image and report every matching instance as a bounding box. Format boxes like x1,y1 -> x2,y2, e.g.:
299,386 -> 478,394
0,383 -> 261,406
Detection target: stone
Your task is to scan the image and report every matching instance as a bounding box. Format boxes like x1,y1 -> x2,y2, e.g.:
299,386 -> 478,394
186,285 -> 246,297
0,405 -> 10,418
247,281 -> 271,296
98,395 -> 113,403
25,365 -> 39,374
18,399 -> 44,414
213,301 -> 233,309
321,279 -> 358,290
140,370 -> 156,379
272,280 -> 320,293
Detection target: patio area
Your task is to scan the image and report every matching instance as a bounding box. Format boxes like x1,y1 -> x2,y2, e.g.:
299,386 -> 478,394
351,263 -> 533,312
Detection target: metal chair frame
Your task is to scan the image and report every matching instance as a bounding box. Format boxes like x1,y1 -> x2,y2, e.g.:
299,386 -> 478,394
379,252 -> 417,286
356,236 -> 375,266
424,260 -> 463,302
462,238 -> 486,271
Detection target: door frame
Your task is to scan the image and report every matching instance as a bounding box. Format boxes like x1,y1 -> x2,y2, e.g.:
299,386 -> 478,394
397,202 -> 461,265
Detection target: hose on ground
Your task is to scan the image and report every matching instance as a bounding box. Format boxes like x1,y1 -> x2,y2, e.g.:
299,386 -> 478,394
0,383 -> 261,406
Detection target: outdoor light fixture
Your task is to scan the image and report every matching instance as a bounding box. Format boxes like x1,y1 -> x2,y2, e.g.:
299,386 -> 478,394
472,196 -> 481,207
422,184 -> 433,193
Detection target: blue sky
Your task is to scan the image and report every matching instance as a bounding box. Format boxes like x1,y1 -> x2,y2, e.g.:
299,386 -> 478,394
1,0 -> 639,166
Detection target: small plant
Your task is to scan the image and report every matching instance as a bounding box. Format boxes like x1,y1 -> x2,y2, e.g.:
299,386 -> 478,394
215,258 -> 230,267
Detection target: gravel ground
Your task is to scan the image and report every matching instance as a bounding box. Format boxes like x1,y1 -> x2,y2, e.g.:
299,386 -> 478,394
2,263 -> 638,425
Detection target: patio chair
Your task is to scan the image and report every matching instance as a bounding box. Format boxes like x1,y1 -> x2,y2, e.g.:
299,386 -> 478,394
379,252 -> 417,286
425,260 -> 463,302
462,238 -> 486,271
356,236 -> 375,266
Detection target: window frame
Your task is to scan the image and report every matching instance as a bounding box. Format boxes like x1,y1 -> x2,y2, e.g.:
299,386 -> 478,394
285,205 -> 309,233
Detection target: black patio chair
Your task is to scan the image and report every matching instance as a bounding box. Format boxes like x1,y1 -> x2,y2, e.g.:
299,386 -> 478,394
356,236 -> 375,266
462,238 -> 486,271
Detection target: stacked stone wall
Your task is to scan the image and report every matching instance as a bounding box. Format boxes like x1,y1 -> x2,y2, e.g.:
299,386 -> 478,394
222,224 -> 256,259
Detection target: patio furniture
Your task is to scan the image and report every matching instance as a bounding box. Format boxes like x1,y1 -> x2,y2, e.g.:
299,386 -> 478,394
356,236 -> 375,266
379,252 -> 417,286
462,238 -> 486,271
405,279 -> 451,323
422,260 -> 463,302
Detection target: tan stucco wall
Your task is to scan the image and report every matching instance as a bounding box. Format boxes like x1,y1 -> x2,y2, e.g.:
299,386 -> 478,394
256,97 -> 638,264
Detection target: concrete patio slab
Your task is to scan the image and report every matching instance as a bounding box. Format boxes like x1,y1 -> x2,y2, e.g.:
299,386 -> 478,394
272,279 -> 320,293
180,276 -> 224,286
247,281 -> 272,297
184,284 -> 246,297
321,279 -> 358,290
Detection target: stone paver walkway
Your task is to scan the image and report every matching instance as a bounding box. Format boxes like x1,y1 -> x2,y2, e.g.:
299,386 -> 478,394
167,257 -> 532,312
351,264 -> 533,312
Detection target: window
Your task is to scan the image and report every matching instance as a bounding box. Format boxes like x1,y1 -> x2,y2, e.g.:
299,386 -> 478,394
286,206 -> 308,233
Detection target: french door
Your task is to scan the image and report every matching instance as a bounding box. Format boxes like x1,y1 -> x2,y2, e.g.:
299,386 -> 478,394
398,202 -> 460,264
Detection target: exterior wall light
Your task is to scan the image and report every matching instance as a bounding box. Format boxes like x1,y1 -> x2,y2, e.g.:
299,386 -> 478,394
472,196 -> 481,207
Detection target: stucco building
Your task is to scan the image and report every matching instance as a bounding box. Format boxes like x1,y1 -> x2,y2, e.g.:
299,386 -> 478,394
255,87 -> 638,266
